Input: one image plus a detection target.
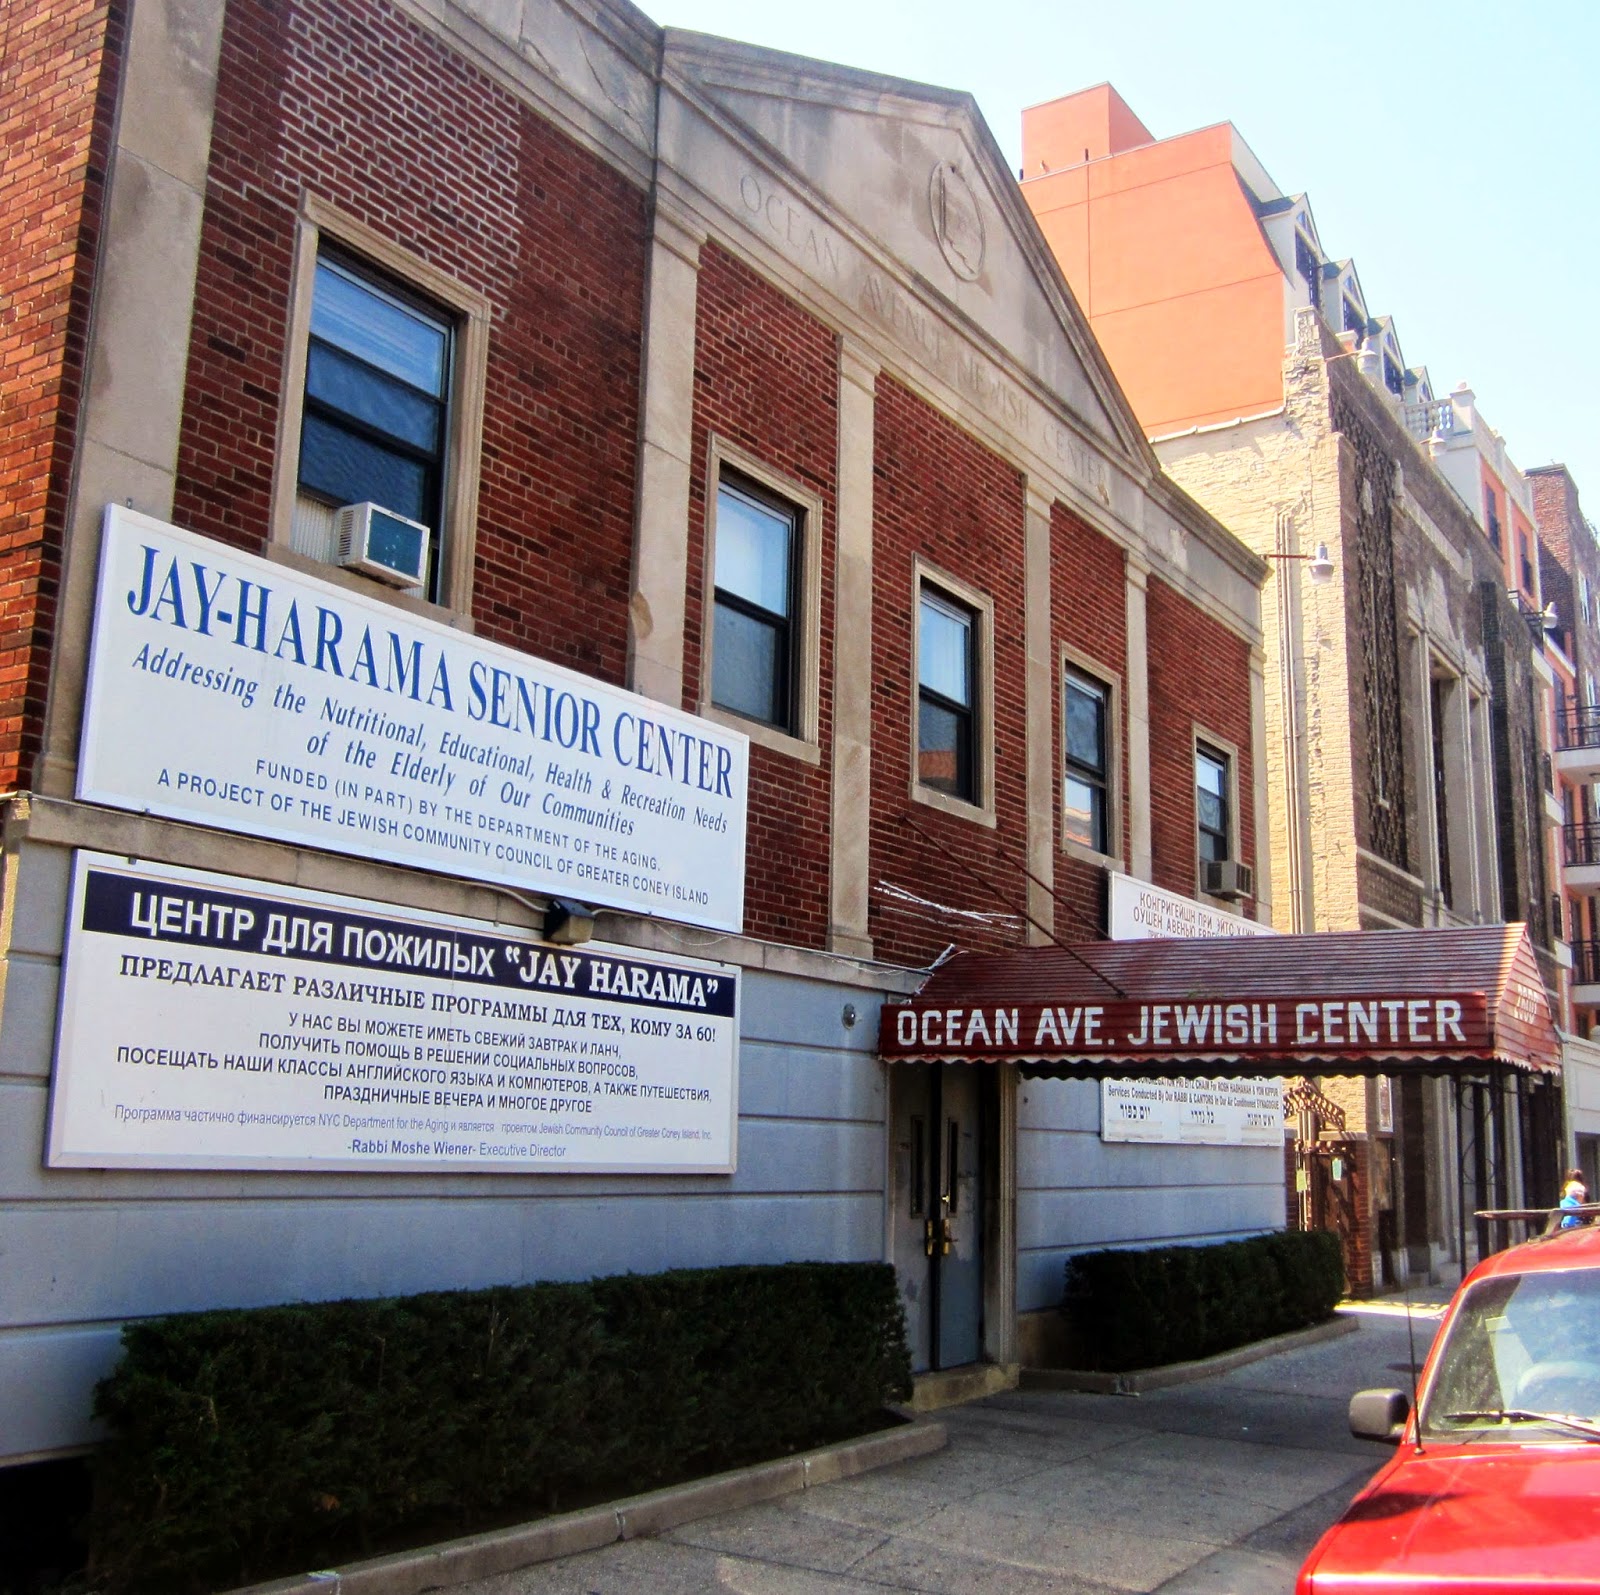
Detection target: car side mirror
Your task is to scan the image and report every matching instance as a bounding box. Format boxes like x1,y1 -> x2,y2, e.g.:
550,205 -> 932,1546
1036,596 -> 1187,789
1349,1387 -> 1411,1442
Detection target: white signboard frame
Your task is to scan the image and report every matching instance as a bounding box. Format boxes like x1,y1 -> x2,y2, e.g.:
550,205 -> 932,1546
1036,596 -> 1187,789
48,853 -> 739,1173
78,507 -> 748,932
1102,871 -> 1282,1148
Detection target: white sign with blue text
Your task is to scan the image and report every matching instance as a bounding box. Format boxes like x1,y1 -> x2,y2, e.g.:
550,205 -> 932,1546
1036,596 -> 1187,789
48,853 -> 739,1172
78,507 -> 749,931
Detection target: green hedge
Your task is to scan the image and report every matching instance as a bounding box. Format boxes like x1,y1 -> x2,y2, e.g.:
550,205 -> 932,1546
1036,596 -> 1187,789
1063,1229 -> 1344,1373
89,1262 -> 911,1595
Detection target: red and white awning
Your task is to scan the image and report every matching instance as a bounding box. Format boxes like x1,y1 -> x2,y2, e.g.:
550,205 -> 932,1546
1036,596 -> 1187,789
879,924 -> 1560,1080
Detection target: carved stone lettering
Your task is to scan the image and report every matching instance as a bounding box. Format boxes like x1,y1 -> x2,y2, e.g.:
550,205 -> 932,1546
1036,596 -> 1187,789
737,174 -> 842,278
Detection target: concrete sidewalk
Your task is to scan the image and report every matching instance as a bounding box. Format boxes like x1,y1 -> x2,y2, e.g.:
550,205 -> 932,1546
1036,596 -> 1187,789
441,1294 -> 1446,1595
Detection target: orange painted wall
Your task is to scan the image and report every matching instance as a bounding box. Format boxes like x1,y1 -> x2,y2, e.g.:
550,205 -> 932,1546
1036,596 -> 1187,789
1023,83 -> 1153,172
1480,464 -> 1517,592
1022,101 -> 1288,436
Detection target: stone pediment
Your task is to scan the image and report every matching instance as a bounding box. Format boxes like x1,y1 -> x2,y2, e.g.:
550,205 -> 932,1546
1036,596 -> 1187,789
665,33 -> 1149,466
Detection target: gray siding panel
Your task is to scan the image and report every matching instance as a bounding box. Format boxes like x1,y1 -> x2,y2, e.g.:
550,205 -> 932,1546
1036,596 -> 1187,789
739,1040 -> 883,1121
1016,1078 -> 1284,1314
1016,1177 -> 1284,1312
0,955 -> 59,1082
0,1326 -> 120,1459
0,947 -> 895,1460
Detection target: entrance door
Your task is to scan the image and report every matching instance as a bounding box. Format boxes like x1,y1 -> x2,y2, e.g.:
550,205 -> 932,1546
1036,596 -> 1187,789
890,1063 -> 984,1372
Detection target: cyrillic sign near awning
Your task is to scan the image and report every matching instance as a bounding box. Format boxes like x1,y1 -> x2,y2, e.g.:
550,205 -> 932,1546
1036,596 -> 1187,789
879,924 -> 1560,1080
77,507 -> 749,932
1102,869 -> 1278,1146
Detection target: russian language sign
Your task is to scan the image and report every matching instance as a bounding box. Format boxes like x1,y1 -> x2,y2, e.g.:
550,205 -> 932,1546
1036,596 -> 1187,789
78,507 -> 748,932
1104,870 -> 1281,1148
47,854 -> 739,1172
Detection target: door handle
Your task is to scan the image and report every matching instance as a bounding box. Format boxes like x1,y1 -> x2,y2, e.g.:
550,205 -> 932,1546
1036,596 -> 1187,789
924,1217 -> 936,1258
939,1215 -> 953,1255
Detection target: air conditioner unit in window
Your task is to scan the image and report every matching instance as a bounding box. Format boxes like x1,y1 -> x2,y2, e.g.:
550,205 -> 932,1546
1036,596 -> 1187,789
334,502 -> 430,590
1200,859 -> 1253,901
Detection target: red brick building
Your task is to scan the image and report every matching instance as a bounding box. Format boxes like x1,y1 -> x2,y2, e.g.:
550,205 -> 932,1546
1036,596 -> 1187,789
0,0 -> 1277,1467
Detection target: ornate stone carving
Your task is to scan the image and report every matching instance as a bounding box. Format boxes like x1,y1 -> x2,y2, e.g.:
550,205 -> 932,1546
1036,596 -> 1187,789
1333,391 -> 1410,873
929,159 -> 985,282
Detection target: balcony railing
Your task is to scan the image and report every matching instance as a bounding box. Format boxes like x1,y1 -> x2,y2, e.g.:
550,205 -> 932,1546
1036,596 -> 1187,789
1557,704 -> 1600,753
1565,820 -> 1600,868
1575,939 -> 1600,987
1511,592 -> 1548,653
1403,397 -> 1455,442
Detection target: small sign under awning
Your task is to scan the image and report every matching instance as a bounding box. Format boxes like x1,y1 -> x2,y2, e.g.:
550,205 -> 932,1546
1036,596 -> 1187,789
879,923 -> 1559,1081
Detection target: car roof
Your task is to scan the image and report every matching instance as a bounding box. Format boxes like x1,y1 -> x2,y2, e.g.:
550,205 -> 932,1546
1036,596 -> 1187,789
1471,1222 -> 1600,1282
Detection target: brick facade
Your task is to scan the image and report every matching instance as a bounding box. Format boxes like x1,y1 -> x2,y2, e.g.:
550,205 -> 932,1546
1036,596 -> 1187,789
685,244 -> 838,946
172,0 -> 648,684
1145,576 -> 1255,909
0,0 -> 121,792
1049,503 -> 1126,941
868,376 -> 1030,967
0,0 -> 1285,1464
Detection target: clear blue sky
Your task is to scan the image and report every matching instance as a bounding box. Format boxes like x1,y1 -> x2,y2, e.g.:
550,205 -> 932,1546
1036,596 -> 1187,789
653,0 -> 1600,524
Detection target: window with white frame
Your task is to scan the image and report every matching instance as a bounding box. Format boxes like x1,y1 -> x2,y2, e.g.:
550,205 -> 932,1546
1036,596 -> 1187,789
711,472 -> 800,732
700,441 -> 823,759
918,587 -> 977,803
1063,666 -> 1113,855
909,563 -> 993,821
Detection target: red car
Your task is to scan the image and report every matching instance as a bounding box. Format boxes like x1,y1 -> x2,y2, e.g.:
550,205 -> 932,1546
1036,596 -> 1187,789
1296,1219 -> 1600,1593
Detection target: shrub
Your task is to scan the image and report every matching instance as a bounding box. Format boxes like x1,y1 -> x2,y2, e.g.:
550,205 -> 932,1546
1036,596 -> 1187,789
89,1261 -> 910,1595
1063,1229 -> 1344,1373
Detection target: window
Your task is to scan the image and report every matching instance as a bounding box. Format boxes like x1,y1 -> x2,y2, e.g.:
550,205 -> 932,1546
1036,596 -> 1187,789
1430,675 -> 1454,910
1063,668 -> 1111,854
1519,534 -> 1535,596
272,194 -> 489,613
1196,743 -> 1231,865
711,473 -> 799,731
1293,231 -> 1319,304
1580,575 -> 1592,628
700,440 -> 823,760
1485,489 -> 1502,551
297,255 -> 452,595
918,587 -> 977,803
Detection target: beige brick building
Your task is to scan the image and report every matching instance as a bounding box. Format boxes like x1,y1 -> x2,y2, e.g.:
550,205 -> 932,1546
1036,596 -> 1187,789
1022,88 -> 1563,1290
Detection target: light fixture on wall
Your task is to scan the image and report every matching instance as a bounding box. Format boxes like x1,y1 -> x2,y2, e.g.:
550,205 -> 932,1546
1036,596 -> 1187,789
1266,543 -> 1336,584
544,898 -> 597,945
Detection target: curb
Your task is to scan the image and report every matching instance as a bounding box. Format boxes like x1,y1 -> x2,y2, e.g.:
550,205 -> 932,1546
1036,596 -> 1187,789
226,1417 -> 947,1595
1020,1312 -> 1360,1395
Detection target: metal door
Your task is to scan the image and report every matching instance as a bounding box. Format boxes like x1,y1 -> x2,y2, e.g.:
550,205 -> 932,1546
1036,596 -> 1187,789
890,1062 -> 984,1372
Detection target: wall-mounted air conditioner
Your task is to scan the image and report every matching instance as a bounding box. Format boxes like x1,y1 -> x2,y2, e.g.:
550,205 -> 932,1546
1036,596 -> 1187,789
1200,859 -> 1253,901
334,502 -> 430,590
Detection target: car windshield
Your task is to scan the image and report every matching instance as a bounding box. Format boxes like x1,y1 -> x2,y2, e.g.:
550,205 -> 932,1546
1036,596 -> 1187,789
1421,1265 -> 1600,1442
